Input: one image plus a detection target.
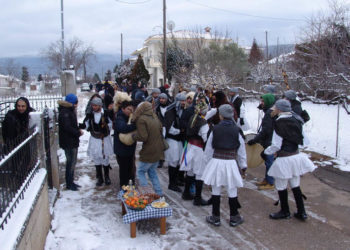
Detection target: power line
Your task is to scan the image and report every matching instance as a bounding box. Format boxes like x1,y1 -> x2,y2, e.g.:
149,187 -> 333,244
186,0 -> 305,22
115,0 -> 152,4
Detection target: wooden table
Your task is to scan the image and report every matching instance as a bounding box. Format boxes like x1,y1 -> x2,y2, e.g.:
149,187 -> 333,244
119,191 -> 172,238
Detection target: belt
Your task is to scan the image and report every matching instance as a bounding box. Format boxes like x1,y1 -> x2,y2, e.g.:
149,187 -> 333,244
213,149 -> 237,160
276,150 -> 299,158
188,139 -> 204,148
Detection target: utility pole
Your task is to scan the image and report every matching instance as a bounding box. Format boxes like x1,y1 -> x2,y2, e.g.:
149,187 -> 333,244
60,0 -> 65,70
121,33 -> 123,64
265,30 -> 269,62
163,0 -> 167,86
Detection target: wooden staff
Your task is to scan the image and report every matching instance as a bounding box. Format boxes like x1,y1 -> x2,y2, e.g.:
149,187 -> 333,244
282,69 -> 290,90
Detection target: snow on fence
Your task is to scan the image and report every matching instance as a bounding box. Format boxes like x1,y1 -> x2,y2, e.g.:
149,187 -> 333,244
0,94 -> 62,123
0,127 -> 39,230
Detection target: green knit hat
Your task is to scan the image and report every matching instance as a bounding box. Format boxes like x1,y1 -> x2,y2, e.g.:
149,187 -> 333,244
261,93 -> 275,109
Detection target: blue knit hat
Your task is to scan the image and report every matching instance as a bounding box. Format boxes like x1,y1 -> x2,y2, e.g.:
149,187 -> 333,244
65,93 -> 78,104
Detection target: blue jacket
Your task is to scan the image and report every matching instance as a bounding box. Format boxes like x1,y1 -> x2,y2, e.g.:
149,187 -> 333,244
113,110 -> 137,157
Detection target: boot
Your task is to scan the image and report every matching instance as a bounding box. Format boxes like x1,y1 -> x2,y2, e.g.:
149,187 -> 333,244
96,165 -> 104,186
193,180 -> 210,206
292,187 -> 307,221
229,197 -> 244,227
177,166 -> 185,186
182,175 -> 195,200
270,189 -> 291,219
104,165 -> 111,185
206,195 -> 221,226
168,167 -> 182,192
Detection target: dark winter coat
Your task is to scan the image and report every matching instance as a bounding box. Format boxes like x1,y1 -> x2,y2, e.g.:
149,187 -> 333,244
2,97 -> 34,145
290,99 -> 302,116
58,100 -> 80,149
275,115 -> 303,153
155,101 -> 173,130
114,110 -> 137,157
253,108 -> 274,149
132,102 -> 165,163
230,95 -> 243,118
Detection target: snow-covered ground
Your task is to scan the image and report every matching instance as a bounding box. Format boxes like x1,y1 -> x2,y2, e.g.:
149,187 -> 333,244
43,93 -> 350,250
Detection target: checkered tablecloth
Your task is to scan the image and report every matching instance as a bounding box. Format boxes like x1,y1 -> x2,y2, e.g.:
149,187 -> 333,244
118,191 -> 173,224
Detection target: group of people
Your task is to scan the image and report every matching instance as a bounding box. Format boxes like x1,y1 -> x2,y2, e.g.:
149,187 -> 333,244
56,81 -> 316,227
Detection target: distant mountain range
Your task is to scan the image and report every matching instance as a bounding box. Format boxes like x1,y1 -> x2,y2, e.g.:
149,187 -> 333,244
0,53 -> 123,78
0,44 -> 295,78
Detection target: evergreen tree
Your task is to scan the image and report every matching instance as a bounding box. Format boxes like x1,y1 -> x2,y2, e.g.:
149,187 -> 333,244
93,73 -> 101,83
248,39 -> 264,65
130,54 -> 150,85
21,66 -> 29,82
37,74 -> 43,81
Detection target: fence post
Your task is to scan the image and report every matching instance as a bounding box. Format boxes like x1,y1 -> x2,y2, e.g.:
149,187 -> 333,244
49,111 -> 60,191
336,100 -> 340,157
37,113 -> 47,170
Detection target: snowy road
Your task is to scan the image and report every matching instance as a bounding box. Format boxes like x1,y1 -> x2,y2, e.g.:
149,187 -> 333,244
45,91 -> 350,249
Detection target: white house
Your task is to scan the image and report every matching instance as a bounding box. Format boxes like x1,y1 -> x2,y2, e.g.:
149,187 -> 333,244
131,29 -> 232,88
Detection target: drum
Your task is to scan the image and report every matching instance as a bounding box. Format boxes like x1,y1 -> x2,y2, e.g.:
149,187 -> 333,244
244,132 -> 264,168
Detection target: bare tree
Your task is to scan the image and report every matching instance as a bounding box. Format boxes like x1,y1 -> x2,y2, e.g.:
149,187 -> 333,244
168,27 -> 247,88
292,0 -> 350,96
41,37 -> 96,78
4,58 -> 20,78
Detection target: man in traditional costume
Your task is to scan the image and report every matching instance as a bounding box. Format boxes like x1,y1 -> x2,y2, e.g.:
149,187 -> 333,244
180,94 -> 210,206
83,97 -> 114,186
164,93 -> 187,193
265,99 -> 316,221
202,104 -> 247,227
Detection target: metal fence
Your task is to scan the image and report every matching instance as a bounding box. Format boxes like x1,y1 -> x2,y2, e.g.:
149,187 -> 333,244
0,127 -> 39,229
0,94 -> 62,123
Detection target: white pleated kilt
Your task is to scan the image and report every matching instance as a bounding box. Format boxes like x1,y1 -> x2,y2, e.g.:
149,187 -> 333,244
268,153 -> 317,179
180,144 -> 204,173
201,158 -> 243,190
87,135 -> 114,160
164,138 -> 183,165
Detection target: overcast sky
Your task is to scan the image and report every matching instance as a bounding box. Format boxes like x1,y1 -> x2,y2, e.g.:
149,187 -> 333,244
0,0 -> 340,58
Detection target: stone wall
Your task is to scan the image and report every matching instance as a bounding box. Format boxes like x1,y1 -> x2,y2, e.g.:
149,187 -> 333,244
17,182 -> 51,250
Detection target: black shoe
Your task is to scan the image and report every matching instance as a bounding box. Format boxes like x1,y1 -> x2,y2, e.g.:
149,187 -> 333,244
168,184 -> 182,192
294,212 -> 307,221
182,192 -> 194,200
193,197 -> 210,206
177,180 -> 185,186
269,210 -> 291,220
103,165 -> 111,185
229,215 -> 244,227
96,180 -> 103,186
206,215 -> 221,226
73,182 -> 81,188
67,185 -> 79,191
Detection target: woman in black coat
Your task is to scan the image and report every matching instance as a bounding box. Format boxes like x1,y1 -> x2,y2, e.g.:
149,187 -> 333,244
114,101 -> 137,188
2,97 -> 34,146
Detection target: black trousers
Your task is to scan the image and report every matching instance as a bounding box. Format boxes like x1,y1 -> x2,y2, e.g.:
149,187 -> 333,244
116,155 -> 135,187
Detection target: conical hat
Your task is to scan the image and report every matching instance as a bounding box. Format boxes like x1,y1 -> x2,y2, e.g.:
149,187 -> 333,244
244,133 -> 264,168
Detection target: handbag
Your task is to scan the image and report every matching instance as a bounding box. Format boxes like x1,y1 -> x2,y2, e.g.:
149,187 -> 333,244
119,131 -> 136,146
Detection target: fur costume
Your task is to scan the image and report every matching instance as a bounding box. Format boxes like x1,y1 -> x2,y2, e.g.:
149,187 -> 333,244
113,91 -> 132,113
